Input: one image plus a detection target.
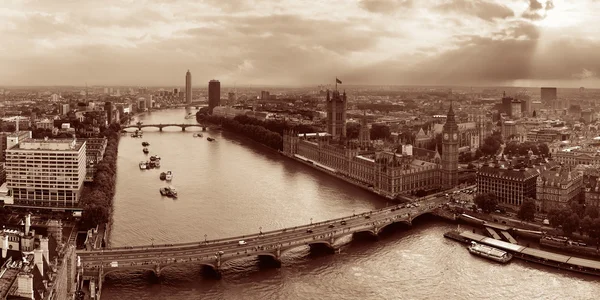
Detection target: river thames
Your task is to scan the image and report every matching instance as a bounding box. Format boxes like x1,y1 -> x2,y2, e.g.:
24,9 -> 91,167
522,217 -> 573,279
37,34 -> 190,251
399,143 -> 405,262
102,108 -> 599,300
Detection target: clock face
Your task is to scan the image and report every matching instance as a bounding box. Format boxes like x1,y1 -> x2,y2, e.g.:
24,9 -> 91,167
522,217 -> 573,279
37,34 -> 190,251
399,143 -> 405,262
444,133 -> 449,140
453,133 -> 458,140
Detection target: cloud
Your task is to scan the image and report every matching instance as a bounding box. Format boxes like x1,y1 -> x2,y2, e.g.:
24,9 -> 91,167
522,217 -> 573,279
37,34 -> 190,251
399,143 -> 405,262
529,0 -> 544,10
358,0 -> 412,14
435,0 -> 515,22
573,69 -> 597,79
522,0 -> 554,20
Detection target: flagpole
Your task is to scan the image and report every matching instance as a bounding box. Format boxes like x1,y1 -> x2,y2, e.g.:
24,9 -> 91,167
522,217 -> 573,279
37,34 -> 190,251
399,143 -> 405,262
335,77 -> 337,92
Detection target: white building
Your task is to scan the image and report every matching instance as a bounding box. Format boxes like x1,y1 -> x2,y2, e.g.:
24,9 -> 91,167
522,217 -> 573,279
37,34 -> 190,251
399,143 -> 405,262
5,138 -> 86,209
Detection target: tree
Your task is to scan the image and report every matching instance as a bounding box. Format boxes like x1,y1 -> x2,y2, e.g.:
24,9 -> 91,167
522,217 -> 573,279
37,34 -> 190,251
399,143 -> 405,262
537,143 -> 550,157
589,218 -> 600,241
580,216 -> 594,236
474,193 -> 498,213
81,205 -> 109,229
562,213 -> 580,236
585,206 -> 599,219
548,208 -> 570,228
370,124 -> 391,140
518,198 -> 537,222
346,122 -> 360,139
570,202 -> 585,218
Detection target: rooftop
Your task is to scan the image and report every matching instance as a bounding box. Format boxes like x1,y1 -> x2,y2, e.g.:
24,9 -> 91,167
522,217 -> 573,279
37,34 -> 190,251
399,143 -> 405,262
8,138 -> 85,152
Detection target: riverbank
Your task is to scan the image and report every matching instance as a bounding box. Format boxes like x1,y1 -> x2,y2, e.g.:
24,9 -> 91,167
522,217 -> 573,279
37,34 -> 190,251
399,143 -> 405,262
280,152 -> 399,201
444,229 -> 600,277
79,127 -> 120,232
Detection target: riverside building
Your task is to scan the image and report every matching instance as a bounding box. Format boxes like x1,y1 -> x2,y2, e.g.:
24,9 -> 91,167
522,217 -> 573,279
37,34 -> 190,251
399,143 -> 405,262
5,137 -> 86,210
282,92 -> 458,198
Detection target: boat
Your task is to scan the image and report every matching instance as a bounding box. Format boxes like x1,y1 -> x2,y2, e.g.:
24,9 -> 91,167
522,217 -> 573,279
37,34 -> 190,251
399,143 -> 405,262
165,171 -> 173,181
159,186 -> 177,198
143,147 -> 149,154
142,142 -> 150,146
167,186 -> 178,197
207,137 -> 215,142
154,160 -> 160,168
185,113 -> 196,119
150,155 -> 160,161
467,241 -> 513,263
193,133 -> 203,138
159,172 -> 166,180
147,161 -> 156,169
139,161 -> 147,170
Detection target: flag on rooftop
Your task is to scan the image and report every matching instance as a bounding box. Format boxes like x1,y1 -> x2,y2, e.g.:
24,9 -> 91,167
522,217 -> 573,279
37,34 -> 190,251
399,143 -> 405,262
336,78 -> 342,84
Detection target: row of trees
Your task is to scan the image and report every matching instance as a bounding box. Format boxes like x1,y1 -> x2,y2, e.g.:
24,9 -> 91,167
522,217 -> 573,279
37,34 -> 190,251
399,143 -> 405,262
547,203 -> 600,239
78,123 -> 121,230
475,192 -> 600,241
198,114 -> 283,150
504,141 -> 550,157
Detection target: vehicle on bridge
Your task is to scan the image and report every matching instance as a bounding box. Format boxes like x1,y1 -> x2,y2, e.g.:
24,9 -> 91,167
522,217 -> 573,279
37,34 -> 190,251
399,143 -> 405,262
238,240 -> 247,246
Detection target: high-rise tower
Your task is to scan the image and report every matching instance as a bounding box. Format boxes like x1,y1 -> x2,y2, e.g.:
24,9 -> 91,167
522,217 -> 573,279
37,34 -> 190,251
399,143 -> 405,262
185,70 -> 192,104
441,102 -> 459,188
326,90 -> 347,138
208,80 -> 221,114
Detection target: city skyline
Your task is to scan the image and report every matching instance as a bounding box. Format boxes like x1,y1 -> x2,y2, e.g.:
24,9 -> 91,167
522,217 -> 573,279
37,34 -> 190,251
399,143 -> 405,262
1,0 -> 600,88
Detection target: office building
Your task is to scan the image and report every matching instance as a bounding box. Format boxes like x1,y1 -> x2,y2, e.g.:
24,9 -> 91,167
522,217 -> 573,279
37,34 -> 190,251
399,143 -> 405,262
0,131 -> 32,163
326,90 -> 347,138
208,79 -> 221,113
59,104 -> 70,115
5,138 -> 86,209
536,167 -> 583,213
541,87 -> 557,108
186,70 -> 192,104
104,101 -> 113,124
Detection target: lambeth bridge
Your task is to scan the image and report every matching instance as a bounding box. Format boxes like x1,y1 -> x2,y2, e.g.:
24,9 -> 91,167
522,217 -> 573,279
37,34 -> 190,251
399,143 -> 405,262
78,197 -> 450,297
122,123 -> 207,131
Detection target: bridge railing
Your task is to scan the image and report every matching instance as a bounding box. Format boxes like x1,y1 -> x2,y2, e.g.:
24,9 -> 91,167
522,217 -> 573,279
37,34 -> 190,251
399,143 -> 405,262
93,198 -> 444,252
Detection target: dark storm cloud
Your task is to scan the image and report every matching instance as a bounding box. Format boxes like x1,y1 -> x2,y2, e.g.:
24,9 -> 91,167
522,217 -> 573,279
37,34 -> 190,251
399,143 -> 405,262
358,0 -> 413,14
435,0 -> 515,22
344,21 -> 541,85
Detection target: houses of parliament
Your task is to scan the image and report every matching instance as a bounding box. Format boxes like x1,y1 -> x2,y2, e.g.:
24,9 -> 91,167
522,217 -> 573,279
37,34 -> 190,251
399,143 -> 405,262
283,89 -> 459,198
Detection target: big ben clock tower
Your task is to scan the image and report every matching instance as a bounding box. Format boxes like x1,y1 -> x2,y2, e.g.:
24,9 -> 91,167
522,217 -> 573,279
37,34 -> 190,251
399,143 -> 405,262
441,102 -> 459,188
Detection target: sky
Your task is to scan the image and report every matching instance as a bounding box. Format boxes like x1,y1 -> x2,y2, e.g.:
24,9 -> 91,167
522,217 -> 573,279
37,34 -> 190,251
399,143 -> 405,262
1,0 -> 600,88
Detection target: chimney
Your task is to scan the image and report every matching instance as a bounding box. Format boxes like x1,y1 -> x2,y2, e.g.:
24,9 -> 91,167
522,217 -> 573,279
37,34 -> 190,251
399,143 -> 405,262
25,213 -> 31,236
1,234 -> 7,258
40,237 -> 49,263
34,249 -> 44,275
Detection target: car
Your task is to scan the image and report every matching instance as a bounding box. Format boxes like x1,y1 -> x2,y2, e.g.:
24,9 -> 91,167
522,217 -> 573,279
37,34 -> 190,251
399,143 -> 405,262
238,240 -> 247,246
328,224 -> 334,228
306,229 -> 313,233
216,251 -> 224,255
365,216 -> 371,219
340,221 -> 347,225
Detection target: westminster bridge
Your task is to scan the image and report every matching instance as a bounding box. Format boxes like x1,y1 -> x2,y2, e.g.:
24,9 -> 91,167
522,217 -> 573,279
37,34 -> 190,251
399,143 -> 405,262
77,196 -> 450,299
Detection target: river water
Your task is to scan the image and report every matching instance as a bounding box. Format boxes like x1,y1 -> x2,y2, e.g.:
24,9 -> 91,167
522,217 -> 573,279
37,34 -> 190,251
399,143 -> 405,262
102,108 -> 599,300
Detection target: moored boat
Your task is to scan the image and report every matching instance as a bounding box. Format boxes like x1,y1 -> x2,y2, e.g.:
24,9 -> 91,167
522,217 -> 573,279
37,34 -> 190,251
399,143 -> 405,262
159,186 -> 177,198
207,137 -> 215,142
165,171 -> 173,181
159,172 -> 166,180
139,161 -> 147,170
468,241 -> 513,263
143,147 -> 149,154
142,141 -> 150,146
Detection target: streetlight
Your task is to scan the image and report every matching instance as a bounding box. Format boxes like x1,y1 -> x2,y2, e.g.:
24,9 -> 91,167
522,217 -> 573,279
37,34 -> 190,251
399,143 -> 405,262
353,209 -> 355,216
204,234 -> 207,243
259,226 -> 262,235
151,238 -> 154,247
310,218 -> 313,225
